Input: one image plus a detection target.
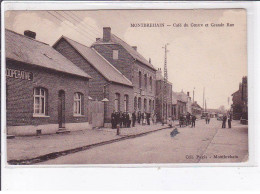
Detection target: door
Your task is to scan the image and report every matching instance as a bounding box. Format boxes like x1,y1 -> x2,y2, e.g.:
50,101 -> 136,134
58,90 -> 65,128
88,100 -> 104,128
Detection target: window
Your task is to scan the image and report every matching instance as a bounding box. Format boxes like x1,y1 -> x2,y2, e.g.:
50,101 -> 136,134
139,71 -> 142,88
150,76 -> 152,91
124,95 -> 129,112
115,93 -> 120,112
144,74 -> 147,89
144,98 -> 147,112
74,92 -> 83,115
134,97 -> 137,111
138,97 -> 141,110
34,87 -> 47,116
149,99 -> 152,112
113,50 -> 118,60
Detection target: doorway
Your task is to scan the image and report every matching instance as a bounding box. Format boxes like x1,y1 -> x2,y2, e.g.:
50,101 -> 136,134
58,90 -> 65,128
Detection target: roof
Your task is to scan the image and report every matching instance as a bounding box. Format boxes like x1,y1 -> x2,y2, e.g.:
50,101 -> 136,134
93,34 -> 156,71
5,29 -> 91,79
231,90 -> 240,96
191,102 -> 203,109
172,91 -> 189,104
55,36 -> 133,87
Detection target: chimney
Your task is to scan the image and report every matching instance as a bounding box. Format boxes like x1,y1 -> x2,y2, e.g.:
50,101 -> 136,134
149,58 -> 151,64
132,46 -> 137,51
24,30 -> 36,39
103,27 -> 111,42
96,38 -> 100,41
187,92 -> 190,97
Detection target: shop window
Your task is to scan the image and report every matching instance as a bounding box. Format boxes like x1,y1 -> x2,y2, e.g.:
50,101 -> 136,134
33,87 -> 47,116
124,95 -> 129,112
115,93 -> 120,112
149,99 -> 152,112
74,92 -> 83,115
113,50 -> 118,60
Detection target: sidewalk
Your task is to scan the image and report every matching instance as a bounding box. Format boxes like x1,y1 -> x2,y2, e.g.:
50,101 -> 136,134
7,123 -> 168,161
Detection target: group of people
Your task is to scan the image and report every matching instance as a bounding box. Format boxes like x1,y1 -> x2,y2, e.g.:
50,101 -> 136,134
111,111 -> 157,129
222,114 -> 232,128
179,112 -> 197,128
205,115 -> 210,124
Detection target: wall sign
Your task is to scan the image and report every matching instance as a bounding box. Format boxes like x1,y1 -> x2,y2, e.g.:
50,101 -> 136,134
6,68 -> 33,81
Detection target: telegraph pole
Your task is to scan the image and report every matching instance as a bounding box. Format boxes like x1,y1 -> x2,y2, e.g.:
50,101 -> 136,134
162,43 -> 169,125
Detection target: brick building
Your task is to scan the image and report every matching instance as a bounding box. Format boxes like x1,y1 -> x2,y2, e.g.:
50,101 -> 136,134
6,29 -> 91,136
191,101 -> 203,117
92,27 -> 157,115
155,68 -> 172,122
53,36 -> 133,127
172,91 -> 188,119
231,76 -> 248,121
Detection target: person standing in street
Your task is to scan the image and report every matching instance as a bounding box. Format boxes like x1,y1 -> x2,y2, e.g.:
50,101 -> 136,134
228,114 -> 232,128
146,112 -> 150,125
132,111 -> 136,127
222,115 -> 227,128
191,115 -> 196,128
111,110 -> 116,129
137,111 -> 141,124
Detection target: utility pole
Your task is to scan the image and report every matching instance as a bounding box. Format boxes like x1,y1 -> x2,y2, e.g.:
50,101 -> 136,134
162,43 -> 169,125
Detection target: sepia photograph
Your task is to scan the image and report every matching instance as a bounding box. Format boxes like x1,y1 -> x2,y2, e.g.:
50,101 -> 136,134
4,9 -> 248,165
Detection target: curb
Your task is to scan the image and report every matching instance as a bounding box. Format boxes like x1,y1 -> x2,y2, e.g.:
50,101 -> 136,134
8,126 -> 171,165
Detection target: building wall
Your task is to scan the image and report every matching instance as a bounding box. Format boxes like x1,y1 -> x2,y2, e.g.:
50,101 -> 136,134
133,61 -> 156,113
92,44 -> 157,114
54,39 -> 109,101
6,60 -> 90,135
92,44 -> 134,81
105,83 -> 134,125
155,80 -> 172,121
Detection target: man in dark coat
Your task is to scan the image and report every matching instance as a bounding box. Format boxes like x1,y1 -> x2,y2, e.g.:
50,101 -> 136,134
146,112 -> 150,125
115,112 -> 120,128
191,115 -> 196,128
186,112 -> 191,125
126,112 -> 130,128
222,115 -> 227,128
137,111 -> 141,124
228,114 -> 232,128
132,111 -> 136,127
111,111 -> 116,129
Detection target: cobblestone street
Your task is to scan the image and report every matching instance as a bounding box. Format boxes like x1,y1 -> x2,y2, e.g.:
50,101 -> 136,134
38,118 -> 248,164
7,123 -> 167,161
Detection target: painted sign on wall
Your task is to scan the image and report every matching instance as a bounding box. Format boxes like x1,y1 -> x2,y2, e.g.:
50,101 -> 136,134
6,68 -> 33,81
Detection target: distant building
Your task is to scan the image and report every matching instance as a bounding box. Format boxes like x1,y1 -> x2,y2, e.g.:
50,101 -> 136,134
191,101 -> 203,116
155,68 -> 172,122
172,91 -> 188,119
92,27 -> 157,114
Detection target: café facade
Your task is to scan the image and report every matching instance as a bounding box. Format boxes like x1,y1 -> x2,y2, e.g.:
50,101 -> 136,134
5,29 -> 91,136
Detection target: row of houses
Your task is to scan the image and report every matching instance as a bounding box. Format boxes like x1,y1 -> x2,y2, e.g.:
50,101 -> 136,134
5,27 -> 202,136
231,76 -> 248,123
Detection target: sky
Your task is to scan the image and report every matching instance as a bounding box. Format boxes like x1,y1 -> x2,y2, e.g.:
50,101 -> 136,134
5,9 -> 247,109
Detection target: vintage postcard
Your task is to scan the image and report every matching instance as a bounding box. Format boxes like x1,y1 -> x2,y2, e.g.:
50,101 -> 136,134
3,9 -> 248,165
